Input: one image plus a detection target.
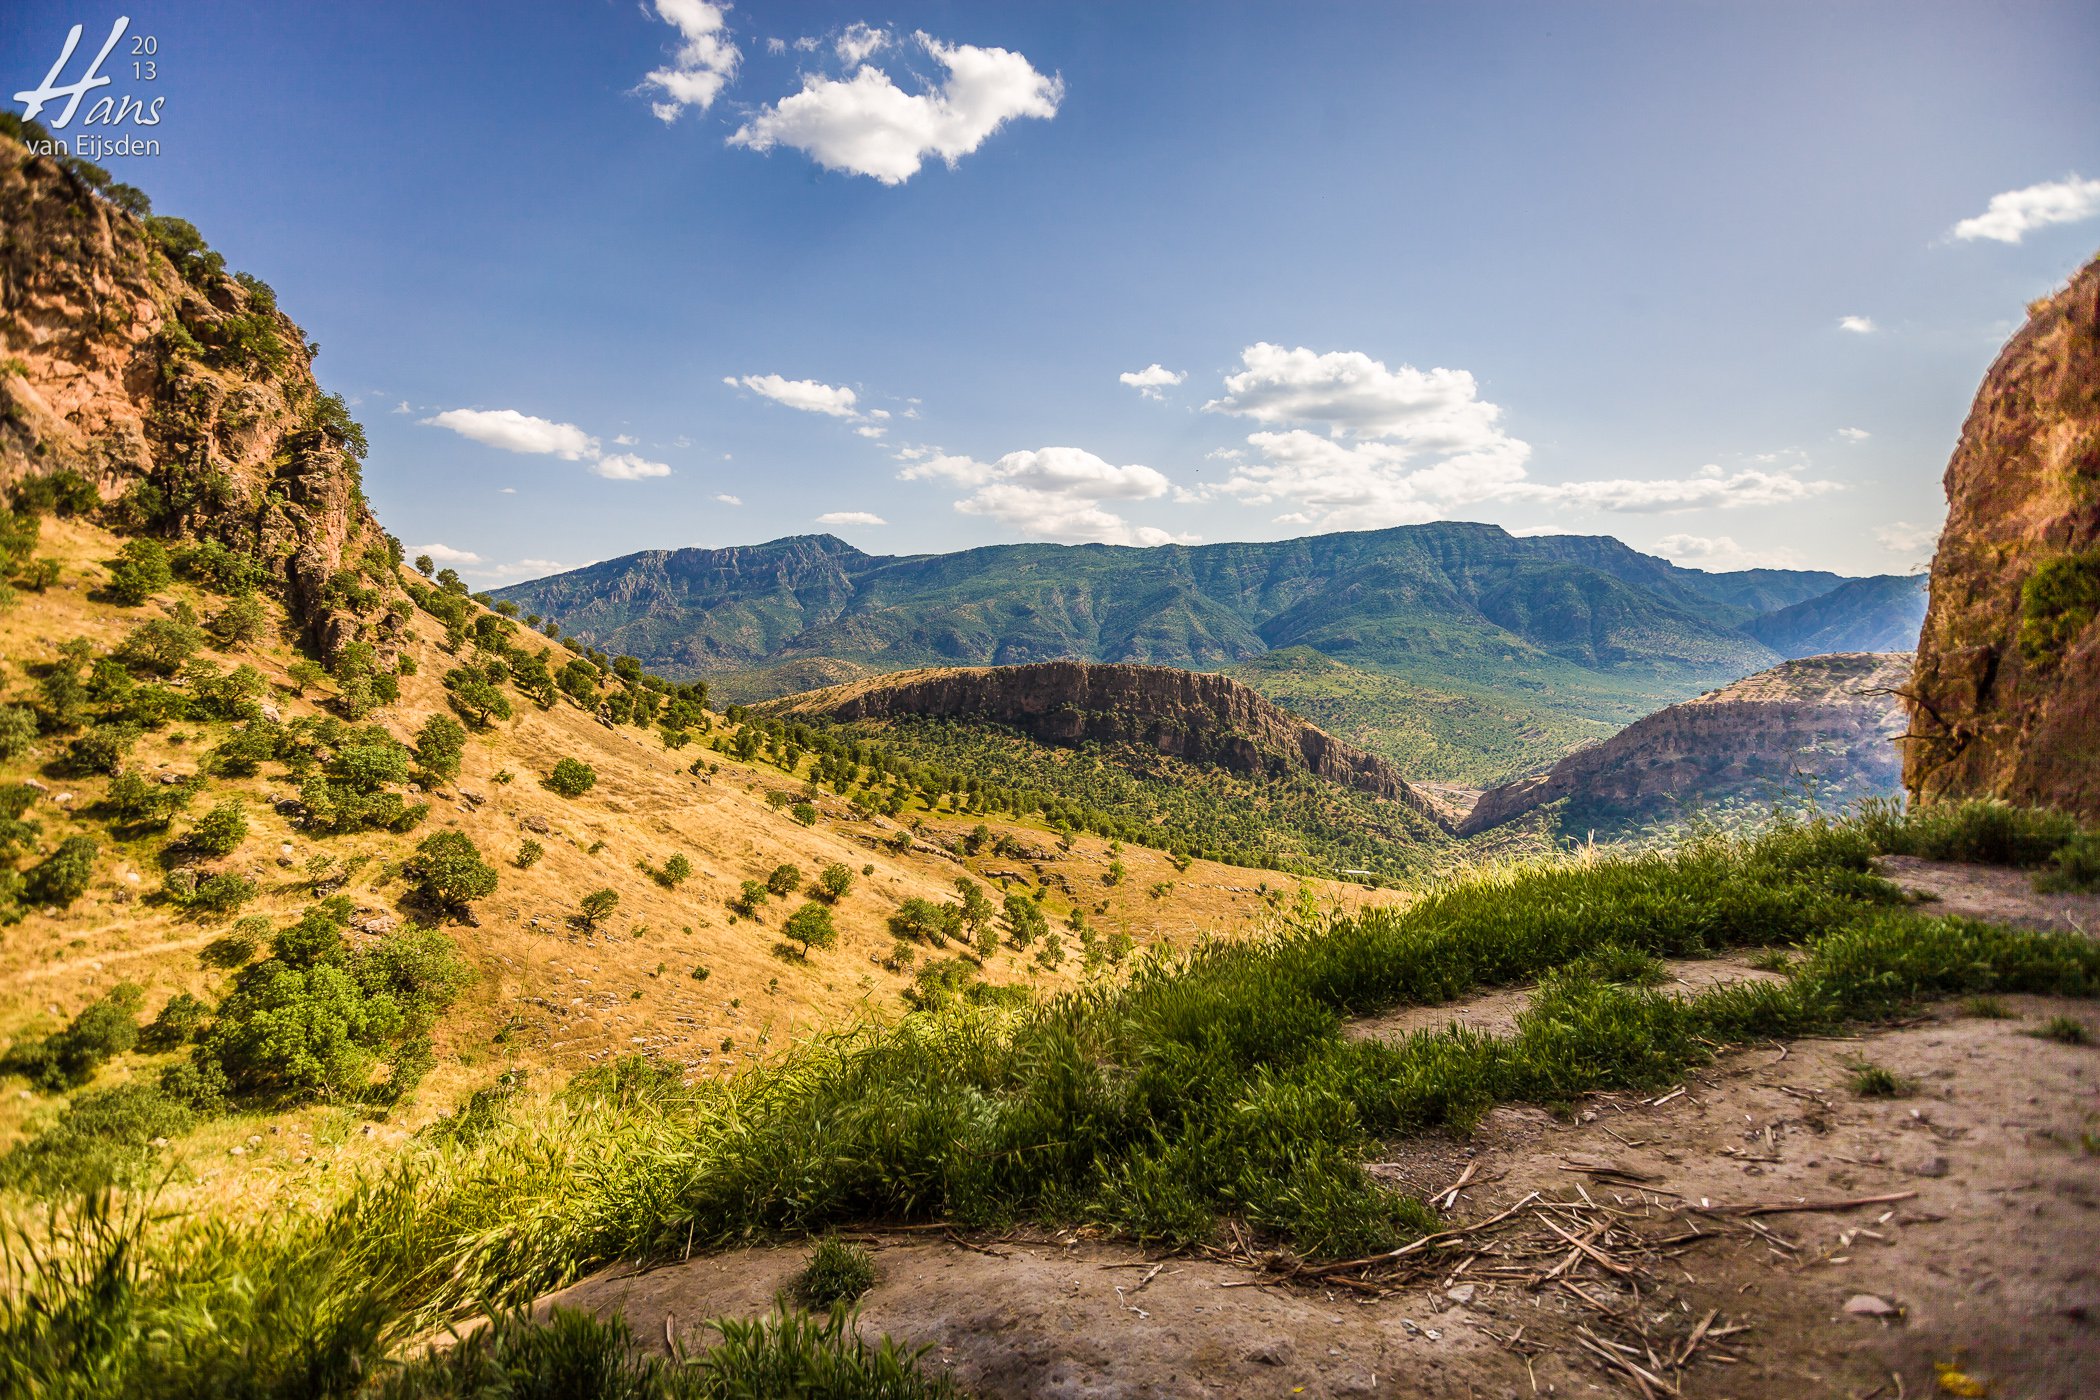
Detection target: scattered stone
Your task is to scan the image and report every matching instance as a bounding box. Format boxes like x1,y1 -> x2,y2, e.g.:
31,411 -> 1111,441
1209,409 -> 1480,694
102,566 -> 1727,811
1444,1284 -> 1476,1305
1909,1156 -> 1951,1178
1843,1294 -> 1900,1318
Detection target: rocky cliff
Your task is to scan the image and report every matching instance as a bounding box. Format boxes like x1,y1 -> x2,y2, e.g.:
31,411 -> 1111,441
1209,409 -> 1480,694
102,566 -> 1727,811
767,661 -> 1460,825
1903,256 -> 2100,817
1459,653 -> 1912,835
0,128 -> 390,655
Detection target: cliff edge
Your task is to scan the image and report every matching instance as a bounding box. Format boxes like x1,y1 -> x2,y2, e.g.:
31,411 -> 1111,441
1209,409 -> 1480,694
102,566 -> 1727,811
1903,255 -> 2100,817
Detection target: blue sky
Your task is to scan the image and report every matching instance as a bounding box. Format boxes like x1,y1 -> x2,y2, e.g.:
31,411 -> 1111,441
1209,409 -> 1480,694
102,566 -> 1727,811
6,1 -> 2098,582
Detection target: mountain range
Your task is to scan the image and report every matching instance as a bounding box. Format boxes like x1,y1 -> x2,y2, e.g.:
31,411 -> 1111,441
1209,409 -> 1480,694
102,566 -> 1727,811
495,525 -> 1927,739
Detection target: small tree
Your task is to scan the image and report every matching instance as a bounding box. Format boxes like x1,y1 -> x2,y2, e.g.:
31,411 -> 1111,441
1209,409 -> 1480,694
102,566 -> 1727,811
790,801 -> 817,827
660,853 -> 693,888
414,554 -> 435,577
782,903 -> 838,957
766,863 -> 802,897
817,862 -> 855,902
955,878 -> 993,939
24,835 -> 96,908
205,592 -> 268,646
413,713 -> 469,781
286,659 -> 326,695
577,887 -> 619,929
515,838 -> 544,868
414,830 -> 498,917
545,758 -> 596,798
185,799 -> 249,857
1002,892 -> 1047,949
732,880 -> 770,916
104,540 -> 171,606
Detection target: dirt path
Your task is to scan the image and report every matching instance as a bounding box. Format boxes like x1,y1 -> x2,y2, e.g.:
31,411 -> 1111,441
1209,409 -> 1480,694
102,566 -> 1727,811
1344,954 -> 1786,1042
537,863 -> 2100,1398
1877,855 -> 2100,932
539,997 -> 2099,1399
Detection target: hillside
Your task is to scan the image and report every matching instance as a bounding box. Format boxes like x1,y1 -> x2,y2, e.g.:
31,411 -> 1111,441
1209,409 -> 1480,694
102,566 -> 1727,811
1743,572 -> 1927,656
492,525 -> 1916,727
1906,253 -> 2100,817
1458,652 -> 1913,836
762,662 -> 1478,883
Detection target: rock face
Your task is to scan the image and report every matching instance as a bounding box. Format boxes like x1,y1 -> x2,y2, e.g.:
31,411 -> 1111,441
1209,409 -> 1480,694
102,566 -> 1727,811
1904,255 -> 2100,818
1459,653 -> 1912,835
768,661 -> 1457,824
0,133 -> 388,655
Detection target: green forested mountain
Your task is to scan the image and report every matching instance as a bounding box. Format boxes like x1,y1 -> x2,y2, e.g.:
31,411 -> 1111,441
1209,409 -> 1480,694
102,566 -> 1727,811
494,522 -> 1899,730
1742,573 -> 1928,656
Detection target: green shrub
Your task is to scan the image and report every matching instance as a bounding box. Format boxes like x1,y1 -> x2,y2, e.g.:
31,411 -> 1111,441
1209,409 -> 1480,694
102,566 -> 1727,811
2038,833 -> 2100,893
1,983 -> 142,1090
24,834 -> 96,907
171,539 -> 264,594
2032,1015 -> 2090,1045
202,915 -> 271,969
765,864 -> 802,897
888,897 -> 960,946
1849,1062 -> 1912,1097
184,798 -> 249,856
412,714 -> 468,781
0,704 -> 38,760
790,801 -> 817,827
64,721 -> 141,775
2019,549 -> 2100,665
731,880 -> 769,916
0,1082 -> 195,1196
116,614 -> 204,675
646,853 -> 692,889
412,830 -> 497,917
1856,798 -> 2083,868
545,758 -> 596,798
516,838 -> 544,869
140,992 -> 211,1052
817,863 -> 855,902
792,1236 -> 877,1307
103,539 -> 172,606
164,869 -> 259,916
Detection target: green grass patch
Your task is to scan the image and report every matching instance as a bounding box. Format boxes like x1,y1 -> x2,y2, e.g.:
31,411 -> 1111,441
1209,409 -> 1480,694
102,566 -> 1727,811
1848,1062 -> 1913,1098
792,1236 -> 878,1308
2031,1015 -> 2091,1046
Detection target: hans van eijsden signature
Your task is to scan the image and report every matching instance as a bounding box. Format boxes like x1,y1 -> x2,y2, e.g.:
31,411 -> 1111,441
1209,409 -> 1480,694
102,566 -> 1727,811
13,15 -> 165,159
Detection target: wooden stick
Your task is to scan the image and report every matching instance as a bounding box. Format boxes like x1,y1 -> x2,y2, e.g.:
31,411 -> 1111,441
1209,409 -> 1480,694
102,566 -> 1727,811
1675,1308 -> 1718,1368
1294,1191 -> 1542,1277
1694,1191 -> 1916,1218
1539,1214 -> 1633,1276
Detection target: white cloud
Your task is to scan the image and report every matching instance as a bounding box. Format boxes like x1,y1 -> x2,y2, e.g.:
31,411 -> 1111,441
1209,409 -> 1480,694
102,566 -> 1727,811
642,0 -> 740,121
1206,343 -> 1515,446
1201,342 -> 1838,530
464,558 -> 576,582
613,433 -> 638,446
1838,427 -> 1871,442
1533,464 -> 1839,514
728,373 -> 860,417
817,510 -> 887,526
765,36 -> 786,56
1874,520 -> 1940,556
713,493 -> 743,506
1649,534 -> 1802,571
590,452 -> 673,481
498,487 -> 516,494
1119,363 -> 1187,400
1950,176 -> 2100,244
853,424 -> 888,439
423,407 -> 672,481
727,32 -> 1061,184
899,445 -> 1186,546
391,400 -> 411,415
835,22 -> 890,65
410,543 -> 483,566
1838,315 -> 1876,334
423,408 -> 598,460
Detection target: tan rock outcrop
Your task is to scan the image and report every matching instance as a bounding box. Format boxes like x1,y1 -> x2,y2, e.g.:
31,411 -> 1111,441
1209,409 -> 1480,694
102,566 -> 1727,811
1903,255 -> 2100,817
0,134 -> 389,656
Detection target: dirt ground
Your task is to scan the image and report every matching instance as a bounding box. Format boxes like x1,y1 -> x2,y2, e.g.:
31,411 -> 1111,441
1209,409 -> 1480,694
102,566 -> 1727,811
1878,856 -> 2100,933
533,862 -> 2100,1399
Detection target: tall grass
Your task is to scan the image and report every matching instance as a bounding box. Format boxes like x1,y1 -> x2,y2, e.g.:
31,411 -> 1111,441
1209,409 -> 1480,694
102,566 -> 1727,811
4,817 -> 2096,1397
